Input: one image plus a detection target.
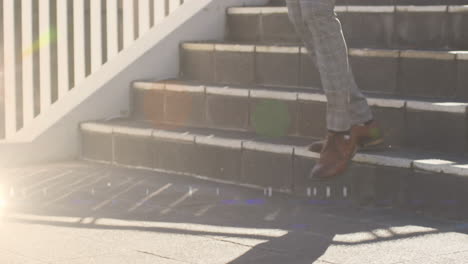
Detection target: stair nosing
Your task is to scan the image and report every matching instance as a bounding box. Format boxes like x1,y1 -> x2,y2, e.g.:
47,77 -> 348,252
226,5 -> 467,15
182,42 -> 466,61
134,81 -> 467,114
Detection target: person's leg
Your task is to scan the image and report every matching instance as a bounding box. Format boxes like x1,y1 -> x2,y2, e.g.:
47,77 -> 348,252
298,0 -> 373,132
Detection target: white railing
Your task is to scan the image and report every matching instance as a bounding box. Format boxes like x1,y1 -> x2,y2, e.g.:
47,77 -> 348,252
2,0 -> 185,141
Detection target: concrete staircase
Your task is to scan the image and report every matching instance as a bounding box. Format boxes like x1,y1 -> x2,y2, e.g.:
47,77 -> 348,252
80,0 -> 468,220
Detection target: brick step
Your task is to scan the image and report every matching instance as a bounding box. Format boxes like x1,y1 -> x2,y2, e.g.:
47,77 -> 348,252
132,81 -> 468,155
227,5 -> 468,49
268,0 -> 468,6
180,42 -> 468,101
80,120 -> 468,220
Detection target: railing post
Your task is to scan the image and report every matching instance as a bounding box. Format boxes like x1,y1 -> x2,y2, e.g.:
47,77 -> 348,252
57,0 -> 70,98
106,0 -> 119,59
123,0 -> 135,48
22,0 -> 34,125
39,0 -> 52,112
139,0 -> 151,35
3,0 -> 17,138
90,0 -> 103,72
73,0 -> 85,85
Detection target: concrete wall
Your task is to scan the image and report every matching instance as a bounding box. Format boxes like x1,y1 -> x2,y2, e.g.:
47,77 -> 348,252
0,0 -> 269,167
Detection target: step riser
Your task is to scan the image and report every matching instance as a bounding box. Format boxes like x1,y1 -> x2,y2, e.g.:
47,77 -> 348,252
181,47 -> 467,101
81,128 -> 468,220
133,85 -> 468,154
227,7 -> 468,50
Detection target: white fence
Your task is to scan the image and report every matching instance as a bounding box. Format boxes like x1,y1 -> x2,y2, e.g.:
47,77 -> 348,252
2,0 -> 185,140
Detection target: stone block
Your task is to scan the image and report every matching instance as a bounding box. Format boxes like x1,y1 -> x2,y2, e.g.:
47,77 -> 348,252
205,90 -> 249,131
249,93 -> 299,137
81,124 -> 113,162
132,84 -> 165,124
297,99 -> 326,139
164,85 -> 206,127
241,143 -> 293,191
395,6 -> 448,49
342,7 -> 394,49
260,13 -> 301,44
227,14 -> 260,42
300,48 -> 322,88
255,46 -> 300,87
113,127 -> 153,168
398,51 -> 456,99
449,6 -> 468,49
152,137 -> 197,174
214,45 -> 255,85
193,140 -> 242,182
350,49 -> 399,95
406,108 -> 467,154
180,43 -> 215,82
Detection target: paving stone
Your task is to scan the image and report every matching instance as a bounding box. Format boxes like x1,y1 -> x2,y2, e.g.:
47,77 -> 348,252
398,52 -> 456,99
297,100 -> 326,139
300,49 -> 322,88
348,0 -> 394,4
405,109 -> 467,154
81,130 -> 113,162
132,87 -> 165,124
205,94 -> 249,131
180,44 -> 215,82
260,13 -> 301,44
113,130 -> 153,169
255,46 -> 300,87
241,148 -> 293,190
249,98 -> 299,138
227,14 -> 260,42
395,7 -> 448,49
152,139 -> 198,174
164,90 -> 206,127
214,45 -> 255,85
350,51 -> 398,95
342,9 -> 394,49
193,144 -> 242,182
449,7 -> 468,50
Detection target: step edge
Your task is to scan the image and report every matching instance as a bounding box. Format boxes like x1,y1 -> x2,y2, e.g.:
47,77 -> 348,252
81,123 -> 468,176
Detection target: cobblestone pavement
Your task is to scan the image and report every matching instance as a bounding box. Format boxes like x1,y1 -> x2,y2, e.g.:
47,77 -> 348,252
1,161 -> 468,264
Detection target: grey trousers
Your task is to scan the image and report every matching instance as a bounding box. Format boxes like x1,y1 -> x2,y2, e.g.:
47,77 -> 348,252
286,0 -> 373,131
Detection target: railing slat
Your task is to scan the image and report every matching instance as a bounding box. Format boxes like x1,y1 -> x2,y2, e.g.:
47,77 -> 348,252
123,0 -> 135,48
21,0 -> 34,125
73,0 -> 85,85
139,0 -> 151,35
154,0 -> 166,25
90,0 -> 102,73
3,0 -> 17,137
39,0 -> 52,111
57,0 -> 69,97
169,0 -> 180,14
106,0 -> 119,59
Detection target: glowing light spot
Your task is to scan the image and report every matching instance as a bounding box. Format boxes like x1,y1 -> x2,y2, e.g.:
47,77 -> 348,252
22,28 -> 57,58
252,99 -> 291,138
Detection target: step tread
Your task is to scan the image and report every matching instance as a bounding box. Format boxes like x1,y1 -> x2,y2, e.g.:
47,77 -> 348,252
181,41 -> 468,57
81,119 -> 468,176
134,80 -> 468,113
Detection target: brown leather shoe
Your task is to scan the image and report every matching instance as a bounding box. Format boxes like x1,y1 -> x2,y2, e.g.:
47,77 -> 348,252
308,132 -> 358,180
308,121 -> 384,153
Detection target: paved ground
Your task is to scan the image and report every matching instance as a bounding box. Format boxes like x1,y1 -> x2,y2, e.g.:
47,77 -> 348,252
1,161 -> 468,264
